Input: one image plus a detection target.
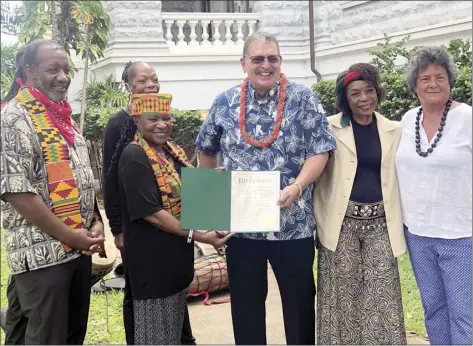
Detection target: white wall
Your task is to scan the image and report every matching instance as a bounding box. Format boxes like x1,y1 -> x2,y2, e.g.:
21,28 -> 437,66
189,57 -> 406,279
316,17 -> 472,81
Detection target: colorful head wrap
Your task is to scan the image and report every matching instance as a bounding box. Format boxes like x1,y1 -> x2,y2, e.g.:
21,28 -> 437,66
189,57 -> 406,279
131,93 -> 173,117
336,71 -> 363,94
335,71 -> 364,128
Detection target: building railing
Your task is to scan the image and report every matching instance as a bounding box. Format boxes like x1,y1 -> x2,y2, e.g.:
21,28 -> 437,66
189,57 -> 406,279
161,12 -> 260,47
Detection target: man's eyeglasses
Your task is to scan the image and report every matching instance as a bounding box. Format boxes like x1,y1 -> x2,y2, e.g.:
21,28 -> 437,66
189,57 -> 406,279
245,55 -> 282,65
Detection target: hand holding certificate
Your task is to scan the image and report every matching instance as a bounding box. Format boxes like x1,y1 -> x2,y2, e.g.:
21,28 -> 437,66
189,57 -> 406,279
181,168 -> 280,232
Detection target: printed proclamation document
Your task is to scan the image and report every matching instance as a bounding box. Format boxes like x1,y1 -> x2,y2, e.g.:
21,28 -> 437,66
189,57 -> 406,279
230,171 -> 280,232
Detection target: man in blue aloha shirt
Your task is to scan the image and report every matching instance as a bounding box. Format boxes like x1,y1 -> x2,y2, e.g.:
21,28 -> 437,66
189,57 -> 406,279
195,32 -> 336,345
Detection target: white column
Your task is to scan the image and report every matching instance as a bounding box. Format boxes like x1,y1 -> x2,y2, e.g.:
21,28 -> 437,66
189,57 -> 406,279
211,20 -> 223,46
188,20 -> 199,46
164,20 -> 175,46
248,20 -> 257,37
200,20 -> 211,46
176,20 -> 187,46
236,21 -> 245,45
253,1 -> 310,53
101,1 -> 169,58
224,20 -> 234,45
313,1 -> 341,48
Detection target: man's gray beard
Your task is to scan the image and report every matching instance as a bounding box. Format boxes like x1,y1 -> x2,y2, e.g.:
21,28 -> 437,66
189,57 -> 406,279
33,78 -> 67,103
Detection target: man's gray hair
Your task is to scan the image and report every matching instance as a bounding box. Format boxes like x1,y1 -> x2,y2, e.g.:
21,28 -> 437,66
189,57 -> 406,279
405,46 -> 457,95
242,31 -> 280,57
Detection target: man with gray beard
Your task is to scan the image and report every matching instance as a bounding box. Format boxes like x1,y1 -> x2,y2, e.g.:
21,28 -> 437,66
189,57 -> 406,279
0,39 -> 104,344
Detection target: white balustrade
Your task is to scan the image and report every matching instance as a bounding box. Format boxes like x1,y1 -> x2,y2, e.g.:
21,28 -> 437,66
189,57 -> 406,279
188,20 -> 199,46
176,20 -> 186,46
211,20 -> 223,46
224,20 -> 234,46
161,12 -> 260,48
164,20 -> 175,46
201,19 -> 211,46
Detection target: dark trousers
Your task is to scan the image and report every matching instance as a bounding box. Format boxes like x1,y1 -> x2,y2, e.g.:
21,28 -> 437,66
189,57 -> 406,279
226,237 -> 316,345
14,255 -> 92,344
121,249 -> 135,345
4,276 -> 27,345
121,249 -> 196,345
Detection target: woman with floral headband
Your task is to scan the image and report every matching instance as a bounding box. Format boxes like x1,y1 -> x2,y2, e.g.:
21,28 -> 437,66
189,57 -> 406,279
314,63 -> 407,345
117,93 -> 232,345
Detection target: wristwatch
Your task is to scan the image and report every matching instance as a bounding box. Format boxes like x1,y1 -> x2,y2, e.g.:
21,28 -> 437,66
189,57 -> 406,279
187,230 -> 194,243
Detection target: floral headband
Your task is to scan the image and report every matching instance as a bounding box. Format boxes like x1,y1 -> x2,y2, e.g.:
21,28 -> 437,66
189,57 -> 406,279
131,93 -> 173,117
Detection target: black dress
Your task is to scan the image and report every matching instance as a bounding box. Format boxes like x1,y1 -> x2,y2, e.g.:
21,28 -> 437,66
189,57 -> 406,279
102,109 -> 129,235
118,143 -> 194,344
118,143 -> 194,299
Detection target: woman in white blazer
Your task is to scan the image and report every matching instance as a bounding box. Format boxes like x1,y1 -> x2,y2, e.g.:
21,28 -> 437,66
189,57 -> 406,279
314,63 -> 407,345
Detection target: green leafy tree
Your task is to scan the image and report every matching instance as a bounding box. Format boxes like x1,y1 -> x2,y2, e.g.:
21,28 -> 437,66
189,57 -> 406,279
14,0 -> 111,132
1,42 -> 19,99
367,34 -> 419,120
443,39 -> 472,105
74,75 -> 129,141
368,34 -> 412,74
16,0 -> 110,65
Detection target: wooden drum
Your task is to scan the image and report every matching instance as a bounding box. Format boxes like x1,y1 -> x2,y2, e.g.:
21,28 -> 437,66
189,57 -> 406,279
188,253 -> 229,295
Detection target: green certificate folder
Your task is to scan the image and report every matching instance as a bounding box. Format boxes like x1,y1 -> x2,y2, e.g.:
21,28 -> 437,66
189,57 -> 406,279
181,168 -> 231,231
181,168 -> 280,232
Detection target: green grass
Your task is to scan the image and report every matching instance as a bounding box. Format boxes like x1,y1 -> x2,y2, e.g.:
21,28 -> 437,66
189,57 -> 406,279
398,254 -> 427,336
1,235 -> 426,344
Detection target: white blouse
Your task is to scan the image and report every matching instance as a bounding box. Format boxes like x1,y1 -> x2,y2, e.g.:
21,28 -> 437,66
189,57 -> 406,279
395,103 -> 472,239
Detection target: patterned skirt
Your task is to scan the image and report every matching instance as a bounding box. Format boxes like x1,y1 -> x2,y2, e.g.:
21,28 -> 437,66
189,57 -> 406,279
133,289 -> 187,345
317,201 -> 406,345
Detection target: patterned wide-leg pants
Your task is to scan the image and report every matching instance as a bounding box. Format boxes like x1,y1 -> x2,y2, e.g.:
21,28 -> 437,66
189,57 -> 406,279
133,289 -> 187,345
317,201 -> 406,345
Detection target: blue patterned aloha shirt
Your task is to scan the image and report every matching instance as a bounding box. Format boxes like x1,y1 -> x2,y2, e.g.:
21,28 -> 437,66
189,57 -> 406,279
195,79 -> 337,240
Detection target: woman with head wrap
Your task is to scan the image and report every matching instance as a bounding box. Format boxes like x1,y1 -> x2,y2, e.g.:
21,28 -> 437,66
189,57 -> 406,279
118,93 -> 231,345
314,63 -> 407,345
102,62 -> 197,345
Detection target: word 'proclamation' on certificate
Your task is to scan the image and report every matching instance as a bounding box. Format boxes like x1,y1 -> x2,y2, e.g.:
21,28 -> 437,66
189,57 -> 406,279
230,171 -> 280,232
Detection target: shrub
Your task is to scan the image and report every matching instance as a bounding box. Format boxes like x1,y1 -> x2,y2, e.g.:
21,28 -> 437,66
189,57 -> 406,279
171,109 -> 204,163
311,80 -> 337,116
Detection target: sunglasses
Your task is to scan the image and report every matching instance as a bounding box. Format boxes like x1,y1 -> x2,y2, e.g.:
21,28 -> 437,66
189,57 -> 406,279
245,55 -> 282,65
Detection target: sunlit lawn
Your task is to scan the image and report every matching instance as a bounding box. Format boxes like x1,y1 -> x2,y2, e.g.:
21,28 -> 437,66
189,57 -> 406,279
1,231 -> 426,344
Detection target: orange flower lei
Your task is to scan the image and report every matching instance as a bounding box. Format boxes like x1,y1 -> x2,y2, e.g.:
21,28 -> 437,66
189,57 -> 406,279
239,73 -> 287,148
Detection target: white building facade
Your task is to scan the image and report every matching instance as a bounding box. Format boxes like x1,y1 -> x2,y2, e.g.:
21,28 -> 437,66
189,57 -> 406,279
68,0 -> 472,112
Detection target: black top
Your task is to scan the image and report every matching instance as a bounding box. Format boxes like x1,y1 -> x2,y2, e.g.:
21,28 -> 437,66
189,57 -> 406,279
102,109 -> 128,235
118,143 -> 194,299
349,116 -> 383,203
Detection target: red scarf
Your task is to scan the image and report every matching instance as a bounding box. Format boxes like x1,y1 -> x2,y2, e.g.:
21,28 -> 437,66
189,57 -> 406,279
16,78 -> 75,145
